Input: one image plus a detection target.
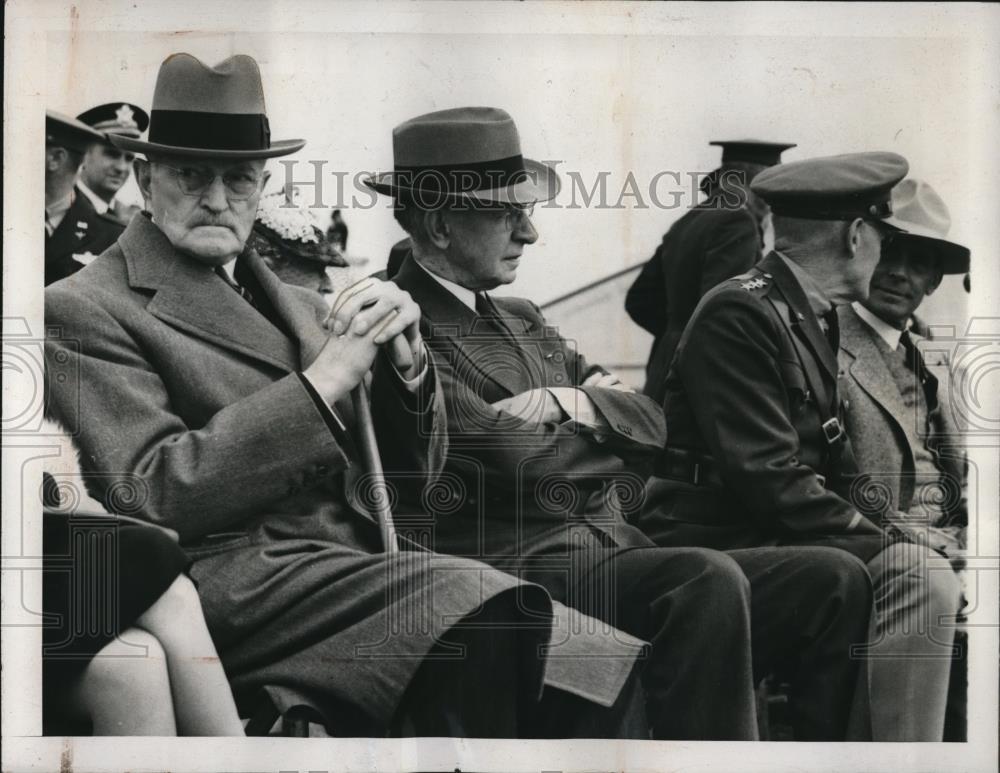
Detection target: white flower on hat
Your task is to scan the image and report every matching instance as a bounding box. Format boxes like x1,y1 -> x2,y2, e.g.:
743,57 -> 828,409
255,190 -> 321,243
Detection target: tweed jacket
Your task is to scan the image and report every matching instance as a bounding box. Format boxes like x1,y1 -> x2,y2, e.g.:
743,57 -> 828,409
837,304 -> 966,540
394,256 -> 663,597
626,195 -> 762,402
44,214 -> 626,727
638,251 -> 887,562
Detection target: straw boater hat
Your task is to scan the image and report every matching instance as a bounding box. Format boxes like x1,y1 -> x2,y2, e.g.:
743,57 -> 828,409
882,178 -> 970,275
363,106 -> 560,205
108,53 -> 305,160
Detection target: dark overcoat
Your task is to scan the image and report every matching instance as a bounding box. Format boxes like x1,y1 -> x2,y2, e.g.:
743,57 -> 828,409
44,215 -> 562,729
637,251 -> 887,562
626,195 -> 761,402
394,256 -> 663,598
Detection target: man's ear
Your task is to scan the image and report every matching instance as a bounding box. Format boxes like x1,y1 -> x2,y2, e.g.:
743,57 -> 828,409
425,209 -> 451,250
133,158 -> 153,202
846,217 -> 865,258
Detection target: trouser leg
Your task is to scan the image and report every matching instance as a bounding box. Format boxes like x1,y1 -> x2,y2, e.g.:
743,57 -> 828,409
571,547 -> 757,740
392,588 -> 646,738
728,547 -> 873,740
863,542 -> 962,741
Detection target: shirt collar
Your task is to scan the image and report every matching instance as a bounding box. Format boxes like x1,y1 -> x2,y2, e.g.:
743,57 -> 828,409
852,302 -> 903,349
77,181 -> 113,214
415,259 -> 478,311
778,252 -> 834,317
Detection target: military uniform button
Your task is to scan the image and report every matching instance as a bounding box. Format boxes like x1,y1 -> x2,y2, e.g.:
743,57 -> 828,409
763,272 -> 773,279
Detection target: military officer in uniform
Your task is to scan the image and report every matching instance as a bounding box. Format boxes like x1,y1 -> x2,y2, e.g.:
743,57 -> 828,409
45,110 -> 125,286
626,139 -> 795,402
636,152 -> 963,741
76,102 -> 150,225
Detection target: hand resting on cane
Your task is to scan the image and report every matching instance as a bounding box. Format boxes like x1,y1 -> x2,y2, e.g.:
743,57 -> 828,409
302,277 -> 425,404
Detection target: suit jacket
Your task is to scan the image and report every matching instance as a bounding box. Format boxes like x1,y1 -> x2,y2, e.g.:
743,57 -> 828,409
637,251 -> 886,562
43,214 -> 561,728
394,256 -> 662,598
838,305 -> 966,536
45,189 -> 124,286
626,195 -> 762,402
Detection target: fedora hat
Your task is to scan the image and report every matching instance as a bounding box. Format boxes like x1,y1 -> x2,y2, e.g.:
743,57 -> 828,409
363,107 -> 560,205
884,178 -> 970,274
109,53 -> 305,160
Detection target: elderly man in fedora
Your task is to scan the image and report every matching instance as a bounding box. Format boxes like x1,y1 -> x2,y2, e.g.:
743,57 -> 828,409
44,54 -> 652,738
370,107 -> 876,741
637,154 -> 964,740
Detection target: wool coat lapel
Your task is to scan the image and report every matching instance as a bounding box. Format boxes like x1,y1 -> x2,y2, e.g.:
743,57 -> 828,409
121,215 -> 299,372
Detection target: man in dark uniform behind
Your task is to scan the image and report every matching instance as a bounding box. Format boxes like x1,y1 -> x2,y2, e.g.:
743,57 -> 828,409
44,111 -> 125,286
636,151 -> 962,741
75,102 -> 150,226
626,139 -> 795,402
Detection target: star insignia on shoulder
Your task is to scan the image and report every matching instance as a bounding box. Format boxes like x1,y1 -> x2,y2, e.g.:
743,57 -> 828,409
740,277 -> 767,291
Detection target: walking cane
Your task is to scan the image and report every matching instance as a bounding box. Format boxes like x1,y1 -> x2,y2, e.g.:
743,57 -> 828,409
351,373 -> 400,554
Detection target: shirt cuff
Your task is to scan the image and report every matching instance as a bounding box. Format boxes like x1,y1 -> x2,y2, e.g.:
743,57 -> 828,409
296,371 -> 349,436
392,347 -> 430,393
547,388 -> 605,428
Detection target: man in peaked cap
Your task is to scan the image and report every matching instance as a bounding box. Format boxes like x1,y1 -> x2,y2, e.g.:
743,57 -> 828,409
379,108 -> 876,740
44,54 -> 650,738
76,102 -> 150,225
44,110 -> 125,286
637,152 -> 963,741
626,139 -> 795,402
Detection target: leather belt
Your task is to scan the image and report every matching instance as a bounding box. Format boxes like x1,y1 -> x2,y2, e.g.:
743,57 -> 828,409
653,448 -> 723,487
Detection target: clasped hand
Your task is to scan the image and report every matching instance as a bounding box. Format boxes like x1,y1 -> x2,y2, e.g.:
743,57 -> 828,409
303,278 -> 424,403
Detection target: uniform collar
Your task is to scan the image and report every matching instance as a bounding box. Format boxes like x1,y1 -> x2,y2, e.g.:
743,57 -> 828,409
414,259 -> 478,311
77,181 -> 113,214
852,302 -> 902,350
45,189 -> 74,221
777,252 -> 834,317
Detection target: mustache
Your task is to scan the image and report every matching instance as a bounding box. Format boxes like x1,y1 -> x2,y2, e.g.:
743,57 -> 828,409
191,217 -> 239,230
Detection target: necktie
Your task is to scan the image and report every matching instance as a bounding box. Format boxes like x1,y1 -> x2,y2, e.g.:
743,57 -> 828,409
821,308 -> 840,352
215,265 -> 256,307
899,330 -> 938,413
475,292 -> 514,338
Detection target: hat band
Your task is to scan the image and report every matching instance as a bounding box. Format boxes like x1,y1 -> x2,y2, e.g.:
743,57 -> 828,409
148,110 -> 271,152
395,154 -> 528,193
770,198 -> 893,221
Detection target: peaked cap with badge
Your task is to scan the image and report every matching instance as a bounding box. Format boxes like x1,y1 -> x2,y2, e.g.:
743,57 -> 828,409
76,102 -> 150,143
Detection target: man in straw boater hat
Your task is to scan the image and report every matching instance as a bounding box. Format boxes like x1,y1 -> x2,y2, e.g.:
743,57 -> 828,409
637,153 -> 963,740
374,107 -> 876,740
626,139 -> 796,402
44,110 -> 126,286
44,54 -> 655,738
75,101 -> 151,226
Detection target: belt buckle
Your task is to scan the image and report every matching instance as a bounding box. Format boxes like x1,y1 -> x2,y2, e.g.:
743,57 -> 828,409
822,418 -> 843,444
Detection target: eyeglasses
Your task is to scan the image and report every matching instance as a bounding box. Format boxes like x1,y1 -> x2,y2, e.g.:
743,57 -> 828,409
154,163 -> 265,201
457,201 -> 536,230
